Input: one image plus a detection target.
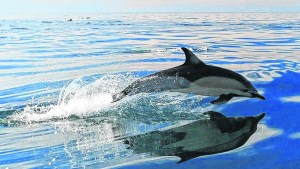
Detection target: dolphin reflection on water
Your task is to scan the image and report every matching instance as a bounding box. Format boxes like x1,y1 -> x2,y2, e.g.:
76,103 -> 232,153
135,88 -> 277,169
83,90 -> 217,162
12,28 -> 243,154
123,111 -> 265,163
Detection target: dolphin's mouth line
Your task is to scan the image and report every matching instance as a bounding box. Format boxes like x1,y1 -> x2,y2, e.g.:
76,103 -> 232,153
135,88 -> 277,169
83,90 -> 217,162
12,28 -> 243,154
248,91 -> 266,100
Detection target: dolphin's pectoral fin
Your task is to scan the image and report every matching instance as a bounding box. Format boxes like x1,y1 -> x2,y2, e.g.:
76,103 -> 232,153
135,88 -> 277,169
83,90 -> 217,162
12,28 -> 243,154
210,94 -> 236,105
176,151 -> 202,164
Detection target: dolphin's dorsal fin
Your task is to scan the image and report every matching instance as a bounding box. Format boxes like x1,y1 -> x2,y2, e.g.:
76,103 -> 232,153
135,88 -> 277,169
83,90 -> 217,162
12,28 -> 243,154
181,47 -> 205,66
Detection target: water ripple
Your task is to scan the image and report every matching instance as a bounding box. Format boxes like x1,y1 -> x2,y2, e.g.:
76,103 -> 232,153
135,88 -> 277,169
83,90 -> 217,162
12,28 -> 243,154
0,13 -> 300,168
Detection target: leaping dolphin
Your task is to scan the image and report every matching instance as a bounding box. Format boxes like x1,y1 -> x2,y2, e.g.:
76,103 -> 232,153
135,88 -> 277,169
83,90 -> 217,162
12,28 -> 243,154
112,47 -> 265,104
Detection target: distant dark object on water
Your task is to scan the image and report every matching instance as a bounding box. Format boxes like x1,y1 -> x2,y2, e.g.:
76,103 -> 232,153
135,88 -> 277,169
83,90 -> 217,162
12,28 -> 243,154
41,21 -> 52,24
123,111 -> 265,163
86,17 -> 91,19
68,18 -> 73,22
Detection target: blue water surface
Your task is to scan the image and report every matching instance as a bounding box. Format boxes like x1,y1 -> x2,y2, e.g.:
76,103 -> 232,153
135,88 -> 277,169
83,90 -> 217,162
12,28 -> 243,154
0,13 -> 300,168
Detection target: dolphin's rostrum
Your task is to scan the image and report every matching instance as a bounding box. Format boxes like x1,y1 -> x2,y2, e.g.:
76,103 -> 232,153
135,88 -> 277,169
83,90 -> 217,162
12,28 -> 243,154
123,111 -> 265,163
113,47 -> 265,104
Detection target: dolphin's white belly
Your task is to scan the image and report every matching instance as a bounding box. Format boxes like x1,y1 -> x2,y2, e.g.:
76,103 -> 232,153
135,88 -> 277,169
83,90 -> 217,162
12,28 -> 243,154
193,76 -> 246,90
171,76 -> 251,97
172,86 -> 250,97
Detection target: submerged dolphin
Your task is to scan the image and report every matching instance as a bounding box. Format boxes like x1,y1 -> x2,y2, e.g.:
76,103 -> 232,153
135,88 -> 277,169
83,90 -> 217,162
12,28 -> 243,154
124,111 -> 265,163
112,47 -> 265,104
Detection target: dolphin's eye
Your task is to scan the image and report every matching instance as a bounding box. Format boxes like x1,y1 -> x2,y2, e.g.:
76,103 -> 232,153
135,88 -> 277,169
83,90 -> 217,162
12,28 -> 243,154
242,89 -> 248,92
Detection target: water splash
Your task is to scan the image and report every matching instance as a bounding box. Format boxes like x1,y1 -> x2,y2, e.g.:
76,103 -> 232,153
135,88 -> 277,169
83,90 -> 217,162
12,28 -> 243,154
7,74 -> 135,123
7,73 -> 211,124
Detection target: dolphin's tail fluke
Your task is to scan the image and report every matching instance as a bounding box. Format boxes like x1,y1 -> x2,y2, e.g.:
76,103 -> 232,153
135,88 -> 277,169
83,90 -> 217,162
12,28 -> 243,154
111,92 -> 126,103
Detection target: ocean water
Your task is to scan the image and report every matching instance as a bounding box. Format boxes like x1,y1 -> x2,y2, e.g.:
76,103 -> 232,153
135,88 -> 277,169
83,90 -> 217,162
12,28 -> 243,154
0,13 -> 300,168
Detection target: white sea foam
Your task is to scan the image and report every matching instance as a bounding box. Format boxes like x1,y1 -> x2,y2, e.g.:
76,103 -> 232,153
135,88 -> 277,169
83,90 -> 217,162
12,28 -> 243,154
8,74 -> 135,123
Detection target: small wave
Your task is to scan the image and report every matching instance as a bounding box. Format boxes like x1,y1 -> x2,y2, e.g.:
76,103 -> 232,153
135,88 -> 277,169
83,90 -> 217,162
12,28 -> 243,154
246,72 -> 263,79
177,22 -> 213,27
11,27 -> 30,30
